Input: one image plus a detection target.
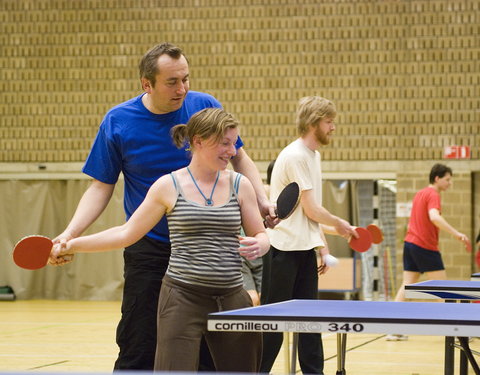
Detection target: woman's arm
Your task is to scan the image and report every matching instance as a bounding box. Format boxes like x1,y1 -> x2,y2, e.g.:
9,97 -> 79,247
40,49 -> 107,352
52,175 -> 176,256
237,174 -> 270,260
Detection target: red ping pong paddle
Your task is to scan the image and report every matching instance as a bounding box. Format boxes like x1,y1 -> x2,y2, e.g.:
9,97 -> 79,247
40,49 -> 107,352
13,235 -> 53,270
349,227 -> 373,253
366,224 -> 384,244
275,182 -> 301,220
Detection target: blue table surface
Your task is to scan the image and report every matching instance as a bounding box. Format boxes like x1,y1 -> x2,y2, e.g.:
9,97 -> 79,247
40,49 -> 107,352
209,299 -> 480,325
405,280 -> 480,290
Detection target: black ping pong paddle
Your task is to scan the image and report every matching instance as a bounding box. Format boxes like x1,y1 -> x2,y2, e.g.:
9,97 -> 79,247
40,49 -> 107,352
275,182 -> 301,220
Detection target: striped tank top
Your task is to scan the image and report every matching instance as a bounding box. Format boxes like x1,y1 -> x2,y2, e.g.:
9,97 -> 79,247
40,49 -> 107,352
166,170 -> 243,288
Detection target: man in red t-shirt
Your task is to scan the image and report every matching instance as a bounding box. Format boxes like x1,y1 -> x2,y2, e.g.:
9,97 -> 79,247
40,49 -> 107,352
387,164 -> 471,341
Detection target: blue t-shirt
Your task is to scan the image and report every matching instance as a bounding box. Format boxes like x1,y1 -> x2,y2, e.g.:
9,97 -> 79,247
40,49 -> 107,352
83,91 -> 244,243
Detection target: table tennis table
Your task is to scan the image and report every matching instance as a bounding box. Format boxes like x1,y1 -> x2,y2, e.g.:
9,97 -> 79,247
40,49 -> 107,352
208,299 -> 480,375
405,279 -> 480,300
405,280 -> 480,375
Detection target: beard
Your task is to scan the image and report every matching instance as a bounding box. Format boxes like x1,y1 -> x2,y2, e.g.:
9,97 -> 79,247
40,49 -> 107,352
315,126 -> 332,146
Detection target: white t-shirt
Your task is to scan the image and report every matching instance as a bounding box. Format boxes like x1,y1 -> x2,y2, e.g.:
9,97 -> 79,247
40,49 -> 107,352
267,138 -> 325,251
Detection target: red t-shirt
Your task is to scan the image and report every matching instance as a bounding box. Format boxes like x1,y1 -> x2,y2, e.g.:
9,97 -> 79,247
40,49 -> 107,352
404,186 -> 441,251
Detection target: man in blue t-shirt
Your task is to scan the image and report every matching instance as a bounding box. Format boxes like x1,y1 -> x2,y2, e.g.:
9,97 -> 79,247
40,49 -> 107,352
51,43 -> 275,370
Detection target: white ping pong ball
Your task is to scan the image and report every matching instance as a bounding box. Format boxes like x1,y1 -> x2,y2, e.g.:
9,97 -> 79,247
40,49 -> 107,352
323,254 -> 339,267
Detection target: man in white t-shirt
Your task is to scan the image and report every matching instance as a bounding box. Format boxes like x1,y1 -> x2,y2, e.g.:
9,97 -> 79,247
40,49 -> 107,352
260,96 -> 357,375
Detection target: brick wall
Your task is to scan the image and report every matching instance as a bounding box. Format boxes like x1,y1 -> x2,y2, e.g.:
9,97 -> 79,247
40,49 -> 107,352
1,0 -> 479,163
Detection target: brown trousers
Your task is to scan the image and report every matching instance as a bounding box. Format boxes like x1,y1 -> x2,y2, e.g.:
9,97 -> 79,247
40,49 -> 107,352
154,275 -> 262,372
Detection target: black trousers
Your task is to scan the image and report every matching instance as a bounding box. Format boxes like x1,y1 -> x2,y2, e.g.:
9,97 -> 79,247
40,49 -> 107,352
260,247 -> 324,375
113,236 -> 215,371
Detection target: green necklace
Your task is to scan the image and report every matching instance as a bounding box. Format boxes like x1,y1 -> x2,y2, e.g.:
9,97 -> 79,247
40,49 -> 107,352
187,167 -> 220,206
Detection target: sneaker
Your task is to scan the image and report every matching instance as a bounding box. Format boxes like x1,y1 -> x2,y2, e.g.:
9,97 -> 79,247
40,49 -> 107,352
386,334 -> 408,341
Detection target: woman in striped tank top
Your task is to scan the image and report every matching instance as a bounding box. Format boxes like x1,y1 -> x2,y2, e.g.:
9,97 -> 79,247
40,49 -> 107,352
52,108 -> 269,372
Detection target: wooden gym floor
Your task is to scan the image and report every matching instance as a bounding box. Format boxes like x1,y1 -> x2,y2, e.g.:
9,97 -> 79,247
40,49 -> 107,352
0,300 -> 478,374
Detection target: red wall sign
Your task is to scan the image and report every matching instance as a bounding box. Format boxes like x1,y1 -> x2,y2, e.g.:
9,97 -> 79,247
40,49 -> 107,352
443,145 -> 471,159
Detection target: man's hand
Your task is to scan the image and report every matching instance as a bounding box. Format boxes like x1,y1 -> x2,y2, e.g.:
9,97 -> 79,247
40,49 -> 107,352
455,233 -> 471,252
334,218 -> 358,239
259,199 -> 279,229
49,234 -> 75,266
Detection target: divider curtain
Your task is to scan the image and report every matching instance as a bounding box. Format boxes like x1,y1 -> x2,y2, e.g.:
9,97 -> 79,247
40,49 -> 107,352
0,179 -> 125,300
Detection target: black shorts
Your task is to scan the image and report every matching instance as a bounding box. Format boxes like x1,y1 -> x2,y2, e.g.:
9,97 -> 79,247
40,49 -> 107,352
403,241 -> 445,273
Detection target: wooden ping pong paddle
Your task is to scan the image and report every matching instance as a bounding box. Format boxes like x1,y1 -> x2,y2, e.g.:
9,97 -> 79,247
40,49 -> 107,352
275,182 -> 301,220
366,224 -> 384,244
13,235 -> 53,270
349,227 -> 373,253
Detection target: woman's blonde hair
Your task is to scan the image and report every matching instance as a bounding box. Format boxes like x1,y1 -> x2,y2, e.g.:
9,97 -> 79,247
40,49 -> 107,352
296,96 -> 336,135
171,108 -> 239,150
